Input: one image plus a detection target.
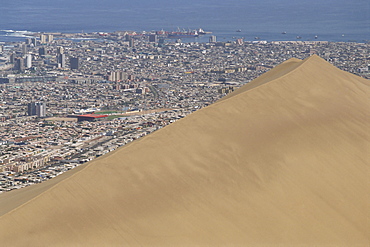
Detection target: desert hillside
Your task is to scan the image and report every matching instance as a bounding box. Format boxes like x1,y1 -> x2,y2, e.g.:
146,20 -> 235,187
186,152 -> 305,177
0,55 -> 368,246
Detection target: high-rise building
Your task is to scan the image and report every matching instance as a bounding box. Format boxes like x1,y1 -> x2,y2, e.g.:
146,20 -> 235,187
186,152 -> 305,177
70,57 -> 79,70
27,102 -> 36,116
57,54 -> 66,68
9,53 -> 15,63
21,44 -> 28,54
39,47 -> 46,56
118,71 -> 127,81
209,35 -> 217,43
40,34 -> 47,44
36,103 -> 46,117
108,71 -> 127,82
108,72 -> 116,82
28,102 -> 46,117
57,46 -> 64,54
14,58 -> 25,72
32,38 -> 37,46
149,34 -> 158,43
47,34 -> 53,43
158,38 -> 165,45
25,54 -> 32,68
129,38 -> 135,48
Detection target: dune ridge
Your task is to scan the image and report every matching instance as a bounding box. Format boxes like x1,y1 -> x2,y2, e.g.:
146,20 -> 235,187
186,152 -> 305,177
0,55 -> 369,246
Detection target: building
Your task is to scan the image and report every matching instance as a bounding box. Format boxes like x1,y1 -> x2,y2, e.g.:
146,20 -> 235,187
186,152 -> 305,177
15,76 -> 57,83
70,57 -> 79,70
32,38 -> 37,46
28,102 -> 46,117
47,34 -> 53,43
36,102 -> 46,118
57,54 -> 66,68
136,87 -> 150,95
209,35 -> 217,43
218,86 -> 234,94
39,47 -> 46,56
25,54 -> 32,68
40,34 -> 47,44
129,38 -> 135,48
108,71 -> 127,82
27,102 -> 35,116
21,44 -> 28,54
158,38 -> 165,45
236,38 -> 244,45
9,53 -> 15,63
149,35 -> 158,43
0,78 -> 10,84
57,46 -> 64,54
14,58 -> 25,72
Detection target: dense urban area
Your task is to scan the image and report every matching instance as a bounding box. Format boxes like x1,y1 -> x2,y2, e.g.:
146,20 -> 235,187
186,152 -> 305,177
0,31 -> 369,192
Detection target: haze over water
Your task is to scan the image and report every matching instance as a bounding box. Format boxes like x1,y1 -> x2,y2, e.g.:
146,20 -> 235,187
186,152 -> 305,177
1,0 -> 369,42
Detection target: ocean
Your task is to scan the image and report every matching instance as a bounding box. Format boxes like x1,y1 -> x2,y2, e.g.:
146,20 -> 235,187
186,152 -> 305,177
0,0 -> 369,43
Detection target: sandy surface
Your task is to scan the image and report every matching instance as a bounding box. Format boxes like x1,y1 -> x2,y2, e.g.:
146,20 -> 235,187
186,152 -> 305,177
0,55 -> 369,246
0,164 -> 88,217
45,117 -> 78,122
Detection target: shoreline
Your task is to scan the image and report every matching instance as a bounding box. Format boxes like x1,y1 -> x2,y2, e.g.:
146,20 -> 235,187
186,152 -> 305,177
0,29 -> 369,44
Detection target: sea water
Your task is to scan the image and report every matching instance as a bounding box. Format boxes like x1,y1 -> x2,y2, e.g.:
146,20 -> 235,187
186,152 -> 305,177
0,0 -> 369,43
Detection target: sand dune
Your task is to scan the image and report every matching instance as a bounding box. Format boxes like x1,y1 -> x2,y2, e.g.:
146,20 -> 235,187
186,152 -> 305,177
0,55 -> 369,246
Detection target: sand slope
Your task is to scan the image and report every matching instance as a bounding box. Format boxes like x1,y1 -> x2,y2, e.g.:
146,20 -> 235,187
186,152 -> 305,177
0,55 -> 369,246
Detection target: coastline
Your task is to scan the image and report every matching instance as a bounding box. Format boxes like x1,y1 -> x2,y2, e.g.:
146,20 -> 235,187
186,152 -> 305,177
1,29 -> 369,44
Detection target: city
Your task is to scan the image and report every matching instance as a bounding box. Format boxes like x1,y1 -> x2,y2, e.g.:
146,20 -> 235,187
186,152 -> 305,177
0,31 -> 369,192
